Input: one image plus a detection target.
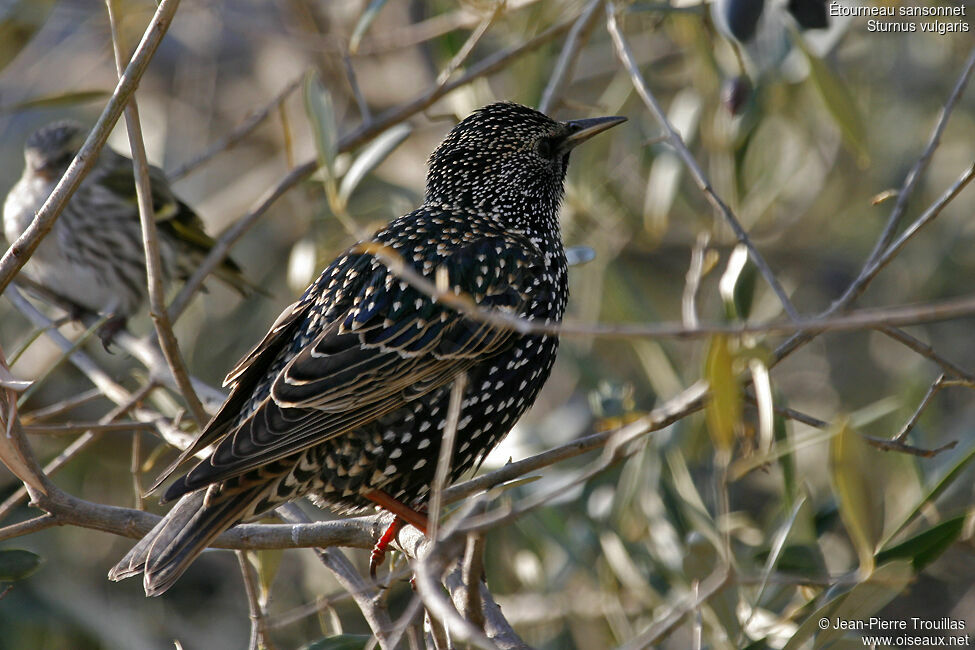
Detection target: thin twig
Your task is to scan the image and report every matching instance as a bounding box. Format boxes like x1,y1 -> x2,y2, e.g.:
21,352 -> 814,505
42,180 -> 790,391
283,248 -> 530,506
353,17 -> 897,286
460,534 -> 487,629
538,0 -> 606,114
0,382 -> 158,522
236,551 -> 277,650
434,6 -> 502,88
859,46 -> 975,281
771,47 -> 975,365
606,4 -> 800,322
22,421 -> 156,436
168,76 -> 303,181
862,435 -> 957,458
453,381 -> 709,534
0,0 -> 181,296
618,566 -> 733,650
877,325 -> 975,383
343,54 -> 371,122
428,372 -> 467,545
746,394 -> 960,458
19,388 -> 103,423
0,514 -> 58,543
274,503 -> 394,650
107,0 -> 206,429
362,239 -> 975,341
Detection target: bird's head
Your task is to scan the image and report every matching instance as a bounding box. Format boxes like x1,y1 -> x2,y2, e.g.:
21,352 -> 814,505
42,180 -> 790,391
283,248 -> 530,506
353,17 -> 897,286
24,121 -> 87,181
425,102 -> 625,227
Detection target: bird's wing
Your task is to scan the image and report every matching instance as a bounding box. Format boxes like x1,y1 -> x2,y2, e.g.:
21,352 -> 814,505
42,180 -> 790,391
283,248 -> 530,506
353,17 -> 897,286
161,232 -> 542,501
99,155 -> 249,285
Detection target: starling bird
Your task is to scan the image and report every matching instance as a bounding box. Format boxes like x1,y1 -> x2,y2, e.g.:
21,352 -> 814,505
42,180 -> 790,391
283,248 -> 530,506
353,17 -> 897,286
109,102 -> 625,595
3,121 -> 252,333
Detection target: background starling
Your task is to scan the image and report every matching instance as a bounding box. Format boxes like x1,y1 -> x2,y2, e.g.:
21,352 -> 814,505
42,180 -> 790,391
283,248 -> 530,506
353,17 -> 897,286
109,102 -> 625,595
3,121 -> 252,329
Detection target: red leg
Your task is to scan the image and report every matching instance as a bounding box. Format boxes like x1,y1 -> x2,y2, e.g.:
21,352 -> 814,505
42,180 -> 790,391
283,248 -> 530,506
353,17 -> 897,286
363,490 -> 429,578
370,516 -> 405,579
362,490 -> 429,534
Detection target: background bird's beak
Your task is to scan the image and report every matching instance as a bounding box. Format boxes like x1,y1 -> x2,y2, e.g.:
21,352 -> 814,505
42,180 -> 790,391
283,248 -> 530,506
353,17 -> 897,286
560,115 -> 627,151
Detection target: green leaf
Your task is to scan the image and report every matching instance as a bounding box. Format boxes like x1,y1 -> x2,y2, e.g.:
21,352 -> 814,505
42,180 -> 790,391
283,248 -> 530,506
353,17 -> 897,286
255,548 -> 283,608
348,0 -> 390,54
0,89 -> 110,114
794,30 -> 869,165
770,544 -> 828,576
886,438 -> 975,544
828,420 -> 883,575
773,397 -> 798,507
302,634 -> 372,650
783,560 -> 914,650
338,123 -> 411,204
0,549 -> 42,581
304,71 -> 339,181
876,515 -> 967,572
705,334 -> 741,456
718,244 -> 755,320
0,0 -> 57,74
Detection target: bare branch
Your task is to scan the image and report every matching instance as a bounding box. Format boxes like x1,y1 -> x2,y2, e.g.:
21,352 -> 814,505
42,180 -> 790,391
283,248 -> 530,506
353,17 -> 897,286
860,46 -> 975,277
0,381 -> 158,522
538,0 -> 605,114
428,372 -> 467,544
771,47 -> 975,365
877,325 -> 975,384
363,240 -> 975,342
444,556 -> 531,650
413,535 -> 497,650
606,4 -> 800,322
0,514 -> 58,543
459,534 -> 487,629
107,0 -> 207,428
236,551 -> 278,650
19,388 -> 104,423
618,566 -> 733,650
168,76 -> 303,182
22,421 -> 156,436
274,503 -> 395,650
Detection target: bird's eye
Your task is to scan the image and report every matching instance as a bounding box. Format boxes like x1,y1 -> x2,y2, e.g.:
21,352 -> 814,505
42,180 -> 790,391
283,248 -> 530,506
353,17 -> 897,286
535,137 -> 554,159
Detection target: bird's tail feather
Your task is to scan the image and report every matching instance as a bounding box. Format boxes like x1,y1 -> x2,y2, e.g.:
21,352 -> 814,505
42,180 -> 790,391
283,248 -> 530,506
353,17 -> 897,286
108,487 -> 261,596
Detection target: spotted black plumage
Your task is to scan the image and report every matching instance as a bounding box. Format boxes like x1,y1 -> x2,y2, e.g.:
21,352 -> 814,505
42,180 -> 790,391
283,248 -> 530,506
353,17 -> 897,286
109,102 -> 625,595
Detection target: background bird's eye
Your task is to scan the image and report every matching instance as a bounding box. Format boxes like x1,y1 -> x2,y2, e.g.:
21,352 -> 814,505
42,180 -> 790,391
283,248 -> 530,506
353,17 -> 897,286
535,137 -> 554,159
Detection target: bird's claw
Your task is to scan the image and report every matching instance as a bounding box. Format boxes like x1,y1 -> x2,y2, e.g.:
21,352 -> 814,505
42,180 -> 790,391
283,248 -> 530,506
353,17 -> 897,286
369,515 -> 407,580
97,315 -> 127,352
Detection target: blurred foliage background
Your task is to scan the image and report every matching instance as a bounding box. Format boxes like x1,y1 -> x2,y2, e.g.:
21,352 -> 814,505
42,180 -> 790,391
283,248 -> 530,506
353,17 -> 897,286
0,0 -> 973,648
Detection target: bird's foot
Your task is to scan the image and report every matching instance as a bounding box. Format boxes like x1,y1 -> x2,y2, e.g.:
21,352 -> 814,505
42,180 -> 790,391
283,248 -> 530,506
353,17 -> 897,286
97,315 -> 127,352
370,516 -> 406,579
363,489 -> 429,579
